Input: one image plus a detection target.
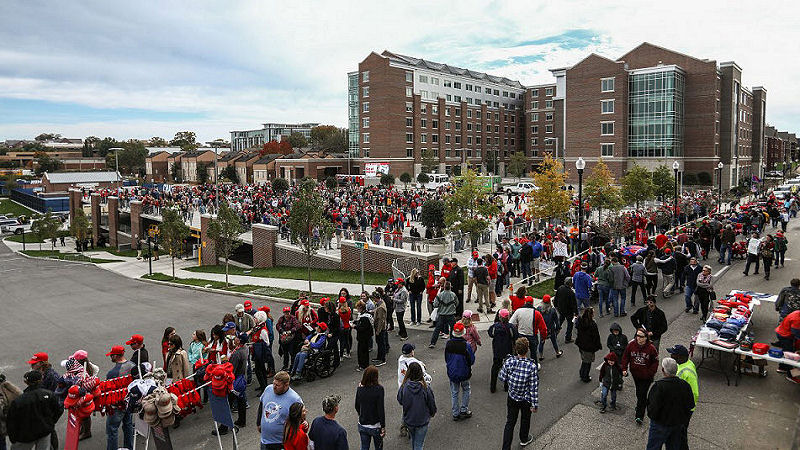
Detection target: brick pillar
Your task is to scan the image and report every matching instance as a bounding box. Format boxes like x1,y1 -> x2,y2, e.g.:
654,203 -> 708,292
200,214 -> 217,266
108,196 -> 119,248
68,189 -> 81,226
90,193 -> 101,247
252,223 -> 278,268
129,200 -> 142,250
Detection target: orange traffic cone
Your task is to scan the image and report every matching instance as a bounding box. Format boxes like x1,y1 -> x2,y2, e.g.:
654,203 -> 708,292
406,219 -> 411,227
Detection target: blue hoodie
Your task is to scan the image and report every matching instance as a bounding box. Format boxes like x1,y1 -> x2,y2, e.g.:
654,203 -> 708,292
444,336 -> 475,382
573,271 -> 593,300
397,381 -> 437,427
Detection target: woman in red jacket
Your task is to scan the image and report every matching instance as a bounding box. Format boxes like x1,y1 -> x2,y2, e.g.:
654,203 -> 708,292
283,402 -> 309,450
621,328 -> 659,425
426,266 -> 439,323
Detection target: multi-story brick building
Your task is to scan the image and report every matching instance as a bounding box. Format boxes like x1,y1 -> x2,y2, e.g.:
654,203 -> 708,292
524,83 -> 564,170
230,122 -> 318,152
764,126 -> 785,171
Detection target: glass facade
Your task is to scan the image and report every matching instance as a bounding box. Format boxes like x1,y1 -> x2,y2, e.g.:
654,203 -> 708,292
348,72 -> 360,158
627,68 -> 685,157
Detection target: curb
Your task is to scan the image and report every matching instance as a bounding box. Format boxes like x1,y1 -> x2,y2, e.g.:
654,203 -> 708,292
136,276 -> 304,306
13,249 -> 99,267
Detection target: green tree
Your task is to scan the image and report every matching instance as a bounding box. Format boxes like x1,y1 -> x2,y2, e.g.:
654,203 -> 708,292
444,169 -> 499,248
69,209 -> 91,252
149,136 -> 168,147
105,141 -> 147,175
95,137 -> 119,157
321,128 -> 348,153
420,199 -> 446,234
324,176 -> 338,190
31,211 -> 62,250
528,155 -> 571,225
507,151 -> 528,180
287,132 -> 308,149
35,153 -> 62,175
310,125 -> 338,147
287,179 -> 332,294
272,177 -> 290,194
220,165 -> 239,184
82,136 -> 100,157
35,133 -> 60,142
170,131 -> 197,151
399,172 -> 412,189
583,159 -> 622,223
620,164 -> 654,209
159,207 -> 190,280
170,162 -> 182,182
652,165 -> 675,201
207,202 -> 243,287
417,172 -> 430,185
380,172 -> 395,187
196,163 -> 210,184
420,148 -> 437,173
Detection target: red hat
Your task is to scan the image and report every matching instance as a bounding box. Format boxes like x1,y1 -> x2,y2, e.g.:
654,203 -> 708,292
258,306 -> 270,313
105,345 -> 125,357
452,322 -> 465,335
282,306 -> 291,313
320,297 -> 329,305
125,334 -> 144,345
243,300 -> 252,308
429,264 -> 435,270
27,352 -> 48,365
64,385 -> 81,408
317,322 -> 328,331
395,277 -> 404,284
542,295 -> 551,303
338,296 -> 347,304
301,299 -> 310,307
664,248 -> 672,254
524,296 -> 534,303
472,251 -> 479,258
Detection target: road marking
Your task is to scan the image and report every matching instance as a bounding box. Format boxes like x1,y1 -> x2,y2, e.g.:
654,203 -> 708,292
714,265 -> 730,278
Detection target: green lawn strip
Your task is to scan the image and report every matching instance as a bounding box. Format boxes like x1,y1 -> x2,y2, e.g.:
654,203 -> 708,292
21,250 -> 121,264
105,248 -> 139,258
6,230 -> 69,243
0,199 -> 36,217
519,279 -> 555,299
142,273 -> 335,301
185,264 -> 392,286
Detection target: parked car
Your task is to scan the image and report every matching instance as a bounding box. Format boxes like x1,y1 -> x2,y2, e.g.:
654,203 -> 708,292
765,170 -> 783,178
0,218 -> 32,234
504,182 -> 538,195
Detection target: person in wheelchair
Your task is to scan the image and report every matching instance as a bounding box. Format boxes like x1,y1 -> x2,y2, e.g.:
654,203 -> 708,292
290,322 -> 328,381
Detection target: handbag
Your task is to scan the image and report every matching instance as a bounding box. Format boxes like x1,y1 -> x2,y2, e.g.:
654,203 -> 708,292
430,308 -> 439,322
708,289 -> 717,301
279,331 -> 294,345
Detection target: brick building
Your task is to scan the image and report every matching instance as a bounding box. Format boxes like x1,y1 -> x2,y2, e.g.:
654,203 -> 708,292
764,125 -> 785,170
524,83 -> 564,171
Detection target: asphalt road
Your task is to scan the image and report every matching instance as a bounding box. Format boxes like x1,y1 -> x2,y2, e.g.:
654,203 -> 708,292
1,220 -> 798,449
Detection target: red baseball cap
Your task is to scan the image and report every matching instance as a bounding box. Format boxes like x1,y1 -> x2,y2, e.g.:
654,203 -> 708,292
317,322 -> 328,331
338,296 -> 347,304
244,300 -> 252,308
542,295 -> 551,303
27,352 -> 48,365
125,334 -> 144,345
283,306 -> 291,313
301,299 -> 310,306
524,296 -> 534,303
472,251 -> 479,258
258,306 -> 270,313
105,345 -> 125,357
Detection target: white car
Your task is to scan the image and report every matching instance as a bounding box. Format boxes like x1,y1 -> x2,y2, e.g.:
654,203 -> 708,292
505,182 -> 538,195
0,219 -> 32,235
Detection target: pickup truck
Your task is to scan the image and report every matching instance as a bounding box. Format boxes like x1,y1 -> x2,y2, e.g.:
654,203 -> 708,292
504,182 -> 538,195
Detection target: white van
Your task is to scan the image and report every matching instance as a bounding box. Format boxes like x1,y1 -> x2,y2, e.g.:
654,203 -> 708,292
421,173 -> 450,190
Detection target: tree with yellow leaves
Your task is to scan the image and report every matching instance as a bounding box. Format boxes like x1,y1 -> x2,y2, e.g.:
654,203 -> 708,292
528,155 -> 571,225
584,158 -> 622,223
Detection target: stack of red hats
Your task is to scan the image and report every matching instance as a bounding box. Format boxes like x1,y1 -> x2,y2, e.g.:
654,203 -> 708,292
204,363 -> 234,397
98,374 -> 133,393
176,390 -> 203,417
166,378 -> 196,396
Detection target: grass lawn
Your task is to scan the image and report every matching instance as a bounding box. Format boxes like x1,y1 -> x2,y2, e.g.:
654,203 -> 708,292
6,230 -> 69,244
142,273 -> 335,301
105,248 -> 139,258
0,199 -> 36,218
22,250 -> 121,264
185,264 -> 392,286
517,279 -> 556,299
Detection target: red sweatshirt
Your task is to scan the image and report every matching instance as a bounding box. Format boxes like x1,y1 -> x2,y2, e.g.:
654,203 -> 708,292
621,340 -> 659,380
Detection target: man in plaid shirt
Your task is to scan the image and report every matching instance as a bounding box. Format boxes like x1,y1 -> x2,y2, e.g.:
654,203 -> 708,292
499,337 -> 539,449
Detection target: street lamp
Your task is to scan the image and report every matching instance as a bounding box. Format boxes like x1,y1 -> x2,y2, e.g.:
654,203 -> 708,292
110,147 -> 123,195
672,160 -> 679,227
717,161 -> 724,213
576,157 -> 585,243
207,140 -> 223,212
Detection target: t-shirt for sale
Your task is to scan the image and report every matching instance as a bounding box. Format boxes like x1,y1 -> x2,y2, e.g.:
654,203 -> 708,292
259,386 -> 303,445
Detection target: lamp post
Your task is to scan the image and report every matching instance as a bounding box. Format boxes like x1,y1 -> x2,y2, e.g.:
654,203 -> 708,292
576,157 -> 585,242
672,160 -> 679,227
110,147 -> 123,195
207,141 -> 222,212
717,161 -> 724,213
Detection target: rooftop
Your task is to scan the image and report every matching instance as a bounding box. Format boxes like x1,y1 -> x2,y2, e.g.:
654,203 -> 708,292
44,171 -> 120,184
382,50 -> 525,89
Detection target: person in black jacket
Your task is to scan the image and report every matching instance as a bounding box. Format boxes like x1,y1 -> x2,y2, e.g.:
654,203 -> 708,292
354,302 -> 374,371
646,357 -> 695,450
355,366 -> 385,448
553,259 -> 571,291
575,308 -> 602,383
449,258 -> 465,317
554,279 -> 578,343
488,309 -> 519,393
631,296 -> 668,351
6,371 -> 62,449
606,322 -> 628,361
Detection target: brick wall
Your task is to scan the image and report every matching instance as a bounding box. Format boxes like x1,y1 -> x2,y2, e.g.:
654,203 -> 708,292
68,189 -> 81,226
90,193 -> 101,247
129,200 -> 142,250
340,240 -> 439,274
274,243 -> 341,270
108,196 -> 119,248
252,223 -> 278,268
200,214 -> 217,265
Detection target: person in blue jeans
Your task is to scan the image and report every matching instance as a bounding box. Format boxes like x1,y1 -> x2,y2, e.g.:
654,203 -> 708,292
682,258 -> 702,313
445,323 -> 475,421
572,263 -> 594,312
397,362 -> 437,450
597,352 -> 622,413
646,358 -> 695,450
355,366 -> 385,450
594,260 -> 612,317
104,345 -> 135,450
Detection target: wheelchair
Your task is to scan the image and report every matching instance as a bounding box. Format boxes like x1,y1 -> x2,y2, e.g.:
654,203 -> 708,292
299,347 -> 337,382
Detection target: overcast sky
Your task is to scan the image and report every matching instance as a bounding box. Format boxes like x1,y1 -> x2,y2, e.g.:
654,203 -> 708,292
1,0 -> 798,143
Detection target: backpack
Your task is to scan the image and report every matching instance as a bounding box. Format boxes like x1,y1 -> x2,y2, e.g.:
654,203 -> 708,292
783,290 -> 800,315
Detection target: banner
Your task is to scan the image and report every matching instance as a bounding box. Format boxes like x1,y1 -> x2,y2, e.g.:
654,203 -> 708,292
209,394 -> 235,428
63,411 -> 81,450
364,162 -> 389,177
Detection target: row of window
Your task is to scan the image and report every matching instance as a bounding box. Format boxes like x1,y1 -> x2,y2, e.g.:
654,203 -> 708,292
529,100 -> 555,110
405,103 -> 519,123
529,125 -> 555,134
529,87 -> 555,97
530,112 -> 555,122
412,71 -> 521,99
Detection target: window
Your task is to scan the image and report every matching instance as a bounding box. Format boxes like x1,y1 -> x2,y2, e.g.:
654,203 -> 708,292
433,148 -> 439,157
467,110 -> 472,118
362,102 -> 369,112
446,94 -> 452,102
531,113 -> 538,121
531,137 -> 538,146
445,121 -> 451,130
467,123 -> 472,131
431,77 -> 439,86
362,71 -> 369,82
406,117 -> 413,127
495,113 -> 500,121
531,125 -> 538,133
445,135 -> 451,144
531,101 -> 539,109
467,136 -> 472,144
601,77 -> 615,92
455,136 -> 461,144
432,105 -> 438,114
420,104 -> 427,114
493,89 -> 499,95
486,124 -> 491,132
546,87 -> 554,96
475,86 -> 481,93
445,107 -> 451,116
476,136 -> 482,145
420,91 -> 428,100
445,149 -> 451,157
455,122 -> 461,130
363,86 -> 369,97
421,118 -> 427,128
530,89 -> 538,97
431,92 -> 439,100
444,80 -> 452,88
601,122 -> 614,135
510,93 -> 516,99
511,116 -> 515,123
494,126 -> 499,133
601,99 -> 614,114
454,82 -> 462,89
493,101 -> 499,108
432,119 -> 439,129
419,74 -> 428,83
545,100 -> 553,109
406,148 -> 413,157
466,84 -> 473,91
406,102 -> 413,113
420,134 -> 427,143
466,98 -> 473,104
455,108 -> 461,116
601,143 -> 614,157
545,125 -> 553,133
364,148 -> 370,157
502,91 -> 509,97
406,86 -> 412,97
476,111 -> 482,119
406,72 -> 413,82
546,112 -> 553,121
432,135 -> 439,143
454,95 -> 461,102
362,117 -> 369,128
363,133 -> 370,143
406,133 -> 413,143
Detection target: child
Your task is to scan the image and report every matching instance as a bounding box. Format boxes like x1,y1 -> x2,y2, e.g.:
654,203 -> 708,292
461,310 -> 482,353
598,352 -> 623,413
606,323 -> 628,361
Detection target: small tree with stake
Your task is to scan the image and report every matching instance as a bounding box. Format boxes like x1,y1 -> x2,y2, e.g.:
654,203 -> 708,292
207,202 -> 243,287
380,173 -> 395,187
445,169 -> 499,249
31,210 -> 62,251
160,207 -> 190,280
399,172 -> 412,190
69,209 -> 91,252
288,179 -> 332,295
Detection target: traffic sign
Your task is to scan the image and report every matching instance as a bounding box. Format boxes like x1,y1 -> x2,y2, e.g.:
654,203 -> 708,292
354,241 -> 369,250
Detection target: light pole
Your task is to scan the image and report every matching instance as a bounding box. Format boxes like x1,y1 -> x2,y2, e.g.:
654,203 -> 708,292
717,161 -> 724,213
576,157 -> 585,242
110,147 -> 123,195
672,160 -> 679,227
207,141 -> 222,212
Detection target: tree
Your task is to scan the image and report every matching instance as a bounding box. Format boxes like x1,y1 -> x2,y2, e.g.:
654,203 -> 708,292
399,172 -> 412,189
149,136 -> 168,147
105,141 -> 147,175
197,163 -> 210,184
380,173 -> 395,187
35,152 -> 62,175
272,177 -> 289,194
82,136 -> 100,157
420,148 -> 437,174
287,132 -> 308,149
583,159 -> 622,223
320,128 -> 348,153
682,172 -> 699,186
651,165 -> 675,201
171,162 -> 182,182
159,207 -> 190,280
31,211 -> 62,250
22,142 -> 47,153
220,165 -> 239,184
620,164 -> 654,209
69,209 -> 91,252
35,133 -> 60,142
507,152 -> 528,180
170,131 -> 197,151
527,155 -> 571,225
310,125 -> 338,147
324,176 -> 338,190
207,202 -> 243,287
417,172 -> 430,185
287,179 -> 332,294
444,169 -> 499,248
95,137 -> 119,157
420,199 -> 446,234
260,140 -> 293,155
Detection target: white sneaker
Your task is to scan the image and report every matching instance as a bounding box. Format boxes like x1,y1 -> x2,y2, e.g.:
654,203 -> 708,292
520,435 -> 534,446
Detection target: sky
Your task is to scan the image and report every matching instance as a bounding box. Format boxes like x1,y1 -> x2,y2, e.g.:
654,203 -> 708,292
1,0 -> 798,143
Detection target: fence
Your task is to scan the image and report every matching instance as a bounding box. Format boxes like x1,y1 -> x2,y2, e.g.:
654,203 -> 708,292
10,188 -> 69,213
